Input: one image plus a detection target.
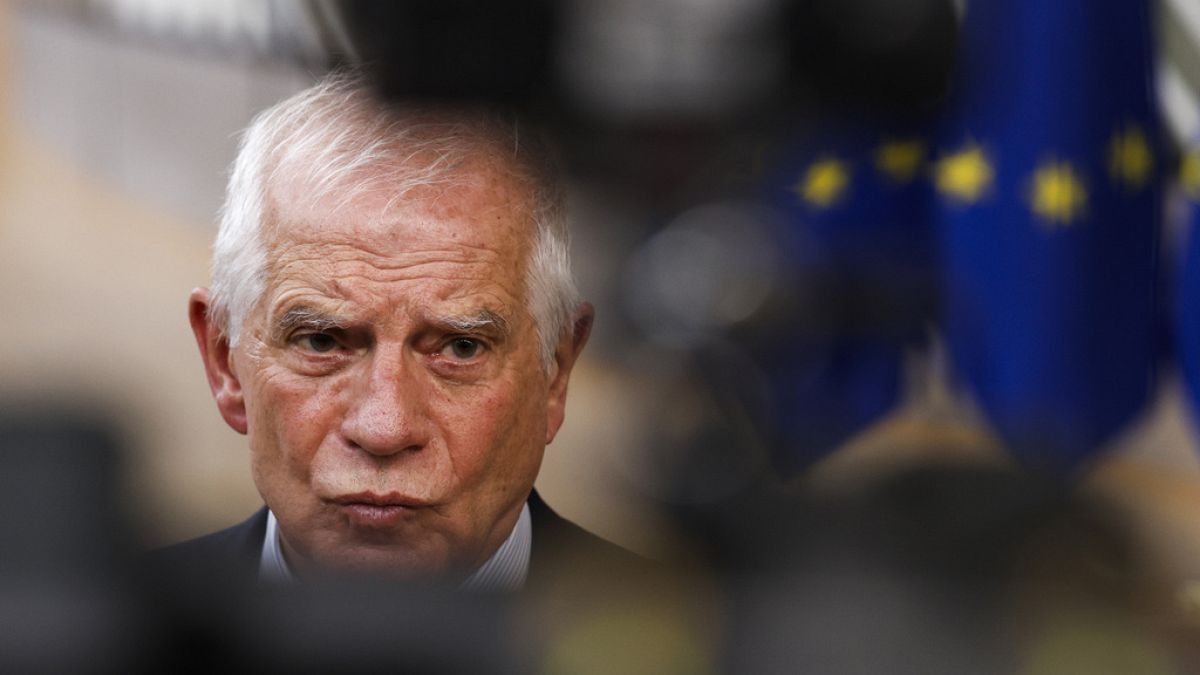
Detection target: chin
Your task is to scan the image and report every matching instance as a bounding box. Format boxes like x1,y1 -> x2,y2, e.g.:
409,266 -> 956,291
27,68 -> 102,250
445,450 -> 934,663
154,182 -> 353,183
313,543 -> 454,582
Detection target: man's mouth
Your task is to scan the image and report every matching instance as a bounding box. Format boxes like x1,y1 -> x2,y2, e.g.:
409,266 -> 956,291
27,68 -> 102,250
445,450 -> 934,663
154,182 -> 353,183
331,492 -> 430,527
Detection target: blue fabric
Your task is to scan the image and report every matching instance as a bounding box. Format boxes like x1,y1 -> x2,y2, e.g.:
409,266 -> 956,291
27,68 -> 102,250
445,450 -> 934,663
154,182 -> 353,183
1178,181 -> 1200,424
760,121 -> 936,474
934,0 -> 1161,470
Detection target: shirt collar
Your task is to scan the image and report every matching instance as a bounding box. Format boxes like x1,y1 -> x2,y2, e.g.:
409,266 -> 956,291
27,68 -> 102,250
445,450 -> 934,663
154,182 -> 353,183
259,502 -> 532,592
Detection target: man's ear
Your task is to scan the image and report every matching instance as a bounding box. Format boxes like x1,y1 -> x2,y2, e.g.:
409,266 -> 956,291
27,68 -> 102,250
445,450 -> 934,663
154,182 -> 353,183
545,302 -> 594,445
189,288 -> 248,434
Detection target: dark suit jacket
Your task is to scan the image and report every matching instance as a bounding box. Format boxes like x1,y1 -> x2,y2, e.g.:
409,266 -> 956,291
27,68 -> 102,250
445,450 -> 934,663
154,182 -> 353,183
149,490 -> 640,593
141,492 -> 673,673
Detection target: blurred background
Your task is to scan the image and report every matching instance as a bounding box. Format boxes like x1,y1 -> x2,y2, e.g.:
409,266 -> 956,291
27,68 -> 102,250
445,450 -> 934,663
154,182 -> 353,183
5,0 -> 1200,670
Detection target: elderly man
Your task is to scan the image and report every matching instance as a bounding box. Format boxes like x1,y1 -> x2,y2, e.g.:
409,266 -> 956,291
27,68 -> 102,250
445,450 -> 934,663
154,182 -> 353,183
159,71 -> 628,592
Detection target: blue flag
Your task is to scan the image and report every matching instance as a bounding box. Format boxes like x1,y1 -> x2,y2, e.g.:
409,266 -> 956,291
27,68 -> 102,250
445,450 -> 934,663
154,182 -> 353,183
760,121 -> 937,475
1178,148 -> 1200,423
933,0 -> 1161,470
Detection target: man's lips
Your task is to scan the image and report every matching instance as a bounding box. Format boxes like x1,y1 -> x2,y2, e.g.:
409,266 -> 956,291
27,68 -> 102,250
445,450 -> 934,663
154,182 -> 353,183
330,492 -> 431,527
331,492 -> 431,508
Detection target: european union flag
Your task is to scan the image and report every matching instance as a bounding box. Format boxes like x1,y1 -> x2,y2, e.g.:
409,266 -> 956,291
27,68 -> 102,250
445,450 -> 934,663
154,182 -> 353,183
1178,147 -> 1200,423
933,0 -> 1161,470
760,121 -> 937,475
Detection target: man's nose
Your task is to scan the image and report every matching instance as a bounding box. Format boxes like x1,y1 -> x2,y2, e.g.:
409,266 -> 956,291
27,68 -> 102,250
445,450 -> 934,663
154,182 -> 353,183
340,350 -> 431,456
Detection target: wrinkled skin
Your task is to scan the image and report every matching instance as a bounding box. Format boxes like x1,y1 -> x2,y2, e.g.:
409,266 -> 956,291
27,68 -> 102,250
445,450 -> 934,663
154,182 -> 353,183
189,150 -> 591,581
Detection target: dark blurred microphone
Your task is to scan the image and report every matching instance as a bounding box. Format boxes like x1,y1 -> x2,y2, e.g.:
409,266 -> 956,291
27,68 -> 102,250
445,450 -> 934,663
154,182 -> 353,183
0,409 -> 141,673
320,0 -> 954,113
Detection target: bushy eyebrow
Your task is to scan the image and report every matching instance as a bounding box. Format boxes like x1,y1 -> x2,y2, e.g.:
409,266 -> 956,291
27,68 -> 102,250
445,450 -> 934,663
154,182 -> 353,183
270,306 -> 348,343
433,309 -> 511,337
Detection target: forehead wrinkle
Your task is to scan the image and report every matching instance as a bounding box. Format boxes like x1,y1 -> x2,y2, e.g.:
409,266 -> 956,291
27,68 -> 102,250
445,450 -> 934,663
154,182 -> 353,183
319,268 -> 526,317
272,238 -> 511,276
273,169 -> 534,248
267,285 -> 355,319
265,248 -> 514,306
265,262 -> 524,327
264,184 -> 535,281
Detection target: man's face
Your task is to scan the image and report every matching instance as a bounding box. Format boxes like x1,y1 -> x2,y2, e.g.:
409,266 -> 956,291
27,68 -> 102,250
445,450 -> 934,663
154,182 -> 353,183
194,149 -> 580,580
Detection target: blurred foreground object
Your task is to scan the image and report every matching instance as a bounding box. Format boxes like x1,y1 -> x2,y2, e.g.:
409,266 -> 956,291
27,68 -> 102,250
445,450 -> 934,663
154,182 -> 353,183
0,408 -> 141,673
325,0 -> 949,121
679,463 -> 1193,674
318,0 -> 956,194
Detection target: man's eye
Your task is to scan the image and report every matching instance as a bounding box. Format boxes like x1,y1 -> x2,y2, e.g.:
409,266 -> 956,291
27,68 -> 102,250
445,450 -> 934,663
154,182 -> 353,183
444,338 -> 483,361
296,333 -> 339,353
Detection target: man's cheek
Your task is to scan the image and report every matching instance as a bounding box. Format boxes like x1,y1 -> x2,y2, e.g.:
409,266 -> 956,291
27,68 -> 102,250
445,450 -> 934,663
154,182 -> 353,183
441,382 -> 517,430
253,374 -> 340,467
459,387 -> 541,471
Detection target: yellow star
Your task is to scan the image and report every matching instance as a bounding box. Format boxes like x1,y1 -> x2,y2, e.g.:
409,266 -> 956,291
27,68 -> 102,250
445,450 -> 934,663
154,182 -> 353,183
793,157 -> 850,208
934,142 -> 994,204
1107,124 -> 1153,191
1181,149 -> 1200,201
875,139 -> 927,183
1028,160 -> 1088,228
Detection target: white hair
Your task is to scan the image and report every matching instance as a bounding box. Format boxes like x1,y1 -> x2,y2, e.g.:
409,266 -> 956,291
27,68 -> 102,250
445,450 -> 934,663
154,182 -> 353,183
209,70 -> 579,368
